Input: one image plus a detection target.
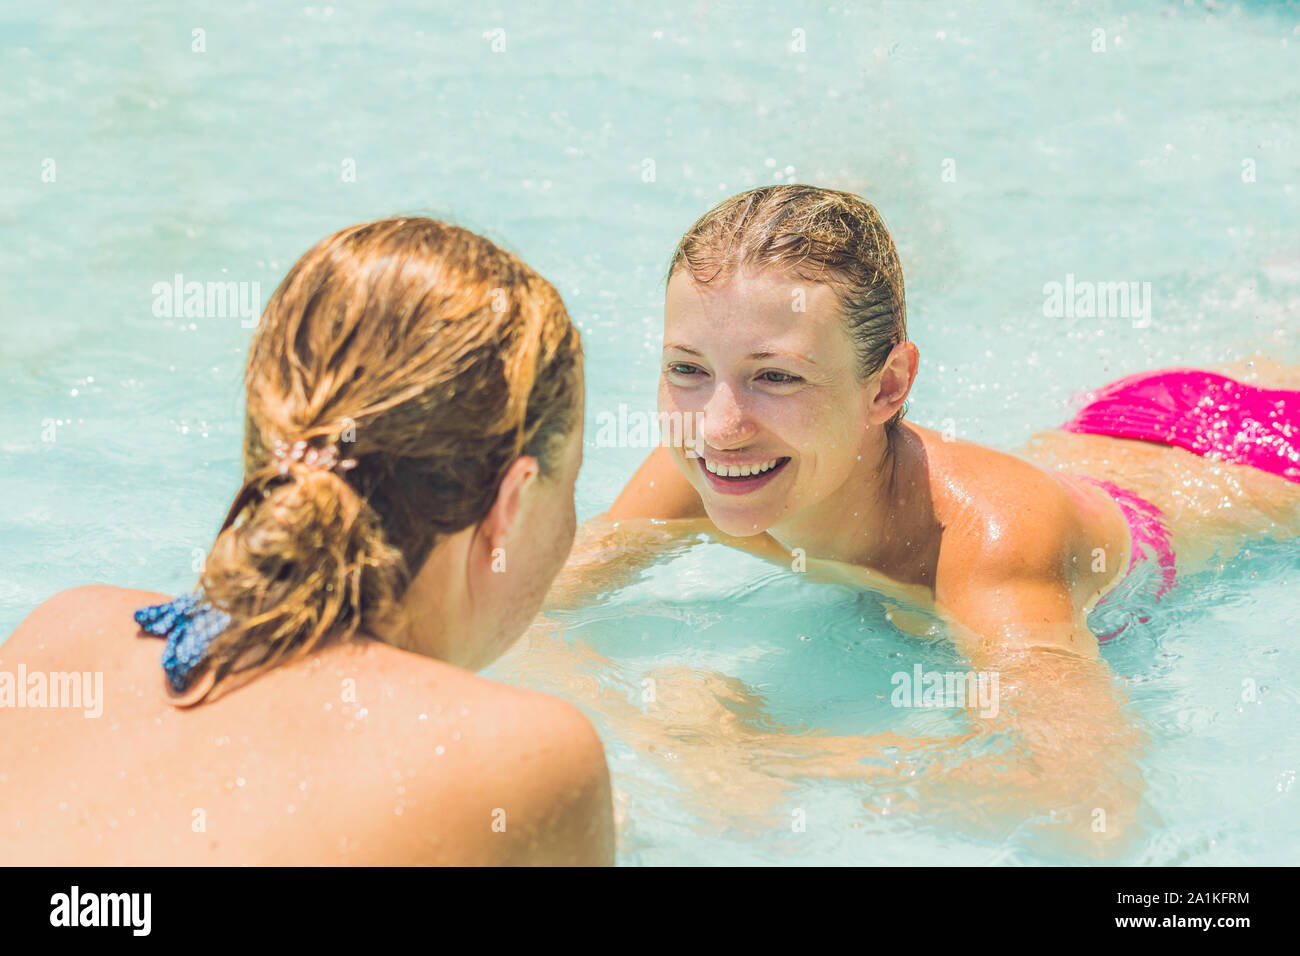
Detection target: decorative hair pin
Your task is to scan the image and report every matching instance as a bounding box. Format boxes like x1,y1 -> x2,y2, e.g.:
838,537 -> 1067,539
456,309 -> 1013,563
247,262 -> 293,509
271,438 -> 358,476
134,590 -> 232,694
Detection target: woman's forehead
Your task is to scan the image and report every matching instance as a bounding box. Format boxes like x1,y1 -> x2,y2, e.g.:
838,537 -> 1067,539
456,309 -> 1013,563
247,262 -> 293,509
664,270 -> 850,356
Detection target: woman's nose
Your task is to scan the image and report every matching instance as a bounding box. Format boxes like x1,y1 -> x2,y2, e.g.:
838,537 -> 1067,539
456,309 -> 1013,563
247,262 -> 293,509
700,382 -> 756,449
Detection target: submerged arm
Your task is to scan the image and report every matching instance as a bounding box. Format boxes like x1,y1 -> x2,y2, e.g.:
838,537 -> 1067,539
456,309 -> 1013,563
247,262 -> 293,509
546,446 -> 789,609
537,450 -> 1146,851
914,510 -> 1148,850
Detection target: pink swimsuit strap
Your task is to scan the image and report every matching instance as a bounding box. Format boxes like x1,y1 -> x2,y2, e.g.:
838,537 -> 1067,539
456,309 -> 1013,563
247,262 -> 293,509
1062,368 -> 1300,484
1070,475 -> 1177,643
1073,475 -> 1177,600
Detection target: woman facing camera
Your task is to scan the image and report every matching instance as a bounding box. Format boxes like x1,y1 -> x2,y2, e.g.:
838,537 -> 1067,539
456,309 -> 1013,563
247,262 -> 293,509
1,218 -> 613,865
543,185 -> 1300,842
577,184 -> 1300,658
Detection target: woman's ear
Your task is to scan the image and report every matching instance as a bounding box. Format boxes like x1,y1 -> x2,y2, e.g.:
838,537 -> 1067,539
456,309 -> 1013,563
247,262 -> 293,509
867,342 -> 919,426
480,455 -> 541,552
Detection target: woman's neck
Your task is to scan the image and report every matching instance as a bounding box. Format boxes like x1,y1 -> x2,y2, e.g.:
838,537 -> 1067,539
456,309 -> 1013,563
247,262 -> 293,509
766,422 -> 938,579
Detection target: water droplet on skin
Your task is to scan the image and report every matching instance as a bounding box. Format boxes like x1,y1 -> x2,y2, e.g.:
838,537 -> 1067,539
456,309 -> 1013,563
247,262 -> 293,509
394,805 -> 404,816
418,713 -> 427,721
236,777 -> 246,787
435,745 -> 446,756
357,708 -> 368,719
298,780 -> 308,791
287,804 -> 296,814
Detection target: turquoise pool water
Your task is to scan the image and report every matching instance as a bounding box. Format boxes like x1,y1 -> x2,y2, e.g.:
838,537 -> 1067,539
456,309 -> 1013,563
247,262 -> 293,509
3,1 -> 1298,864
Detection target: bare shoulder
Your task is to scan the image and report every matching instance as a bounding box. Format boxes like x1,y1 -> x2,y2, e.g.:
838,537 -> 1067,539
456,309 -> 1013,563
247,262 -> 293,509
455,680 -> 614,866
358,646 -> 614,865
606,444 -> 707,520
5,584 -> 166,657
911,427 -> 1108,655
913,425 -> 1085,575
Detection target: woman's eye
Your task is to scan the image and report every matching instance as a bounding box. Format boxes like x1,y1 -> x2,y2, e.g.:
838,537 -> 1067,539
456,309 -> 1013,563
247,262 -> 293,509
759,371 -> 802,384
667,363 -> 702,376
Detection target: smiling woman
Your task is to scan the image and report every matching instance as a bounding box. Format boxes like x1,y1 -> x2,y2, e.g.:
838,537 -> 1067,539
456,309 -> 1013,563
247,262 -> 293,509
540,184 -> 1300,851
591,185 -> 1300,651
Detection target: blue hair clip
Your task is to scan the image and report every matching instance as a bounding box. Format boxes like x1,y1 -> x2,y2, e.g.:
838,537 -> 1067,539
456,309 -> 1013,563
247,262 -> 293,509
133,590 -> 232,693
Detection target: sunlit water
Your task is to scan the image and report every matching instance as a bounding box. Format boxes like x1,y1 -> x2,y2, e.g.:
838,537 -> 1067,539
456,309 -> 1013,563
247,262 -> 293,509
2,1 -> 1298,864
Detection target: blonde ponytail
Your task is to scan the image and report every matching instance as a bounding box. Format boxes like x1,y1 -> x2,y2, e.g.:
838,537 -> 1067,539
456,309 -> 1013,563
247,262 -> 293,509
184,217 -> 581,702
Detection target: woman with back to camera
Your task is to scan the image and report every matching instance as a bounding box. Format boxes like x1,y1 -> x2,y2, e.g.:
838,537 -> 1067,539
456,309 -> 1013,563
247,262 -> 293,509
2,217 -> 614,865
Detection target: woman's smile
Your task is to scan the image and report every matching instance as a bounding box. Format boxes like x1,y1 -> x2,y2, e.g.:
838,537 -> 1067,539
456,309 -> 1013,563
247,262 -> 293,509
696,452 -> 792,495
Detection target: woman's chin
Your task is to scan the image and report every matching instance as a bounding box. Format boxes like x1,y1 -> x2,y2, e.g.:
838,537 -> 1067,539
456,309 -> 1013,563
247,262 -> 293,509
703,504 -> 775,538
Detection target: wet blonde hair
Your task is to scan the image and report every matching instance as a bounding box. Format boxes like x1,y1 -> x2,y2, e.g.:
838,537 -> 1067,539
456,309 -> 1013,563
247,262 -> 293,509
667,184 -> 908,426
195,217 -> 581,699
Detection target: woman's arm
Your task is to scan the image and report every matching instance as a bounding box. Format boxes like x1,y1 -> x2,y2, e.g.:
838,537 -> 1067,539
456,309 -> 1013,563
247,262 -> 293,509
539,446 -> 1145,852
543,447 -> 704,610
543,514 -> 711,611
917,501 -> 1146,851
605,445 -> 707,521
546,446 -> 788,609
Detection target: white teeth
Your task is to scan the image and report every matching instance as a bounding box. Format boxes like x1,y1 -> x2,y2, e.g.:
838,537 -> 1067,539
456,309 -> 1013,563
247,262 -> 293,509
704,457 -> 782,477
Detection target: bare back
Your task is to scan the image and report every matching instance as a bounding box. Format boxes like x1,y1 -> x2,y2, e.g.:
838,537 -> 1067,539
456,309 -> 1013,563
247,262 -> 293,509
0,586 -> 613,865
